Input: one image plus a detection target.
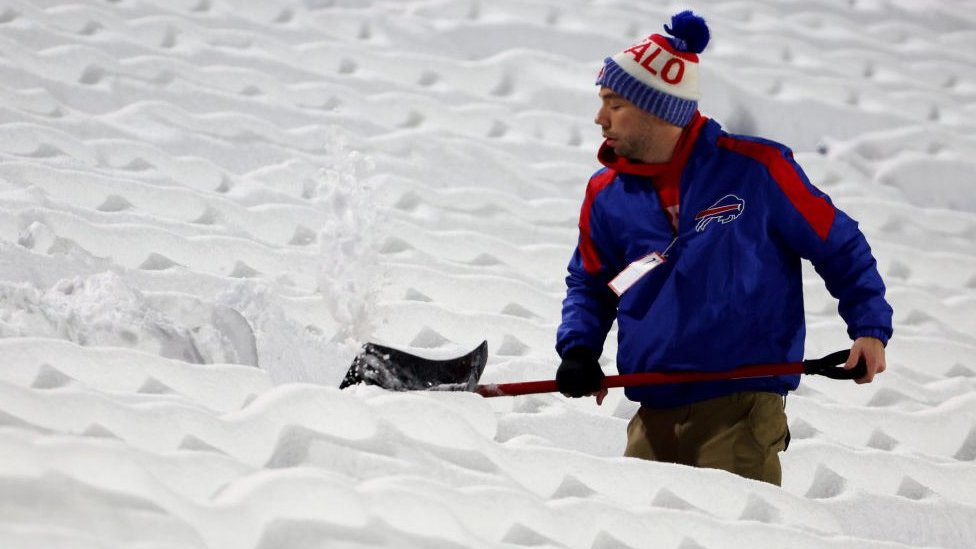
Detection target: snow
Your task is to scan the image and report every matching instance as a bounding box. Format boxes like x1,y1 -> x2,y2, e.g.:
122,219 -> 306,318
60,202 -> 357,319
1,0 -> 975,547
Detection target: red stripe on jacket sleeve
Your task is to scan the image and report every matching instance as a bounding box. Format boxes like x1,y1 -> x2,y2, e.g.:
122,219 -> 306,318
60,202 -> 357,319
579,169 -> 617,274
717,137 -> 835,240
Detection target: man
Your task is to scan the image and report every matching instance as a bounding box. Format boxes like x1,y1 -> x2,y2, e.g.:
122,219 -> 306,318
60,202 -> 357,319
555,11 -> 893,485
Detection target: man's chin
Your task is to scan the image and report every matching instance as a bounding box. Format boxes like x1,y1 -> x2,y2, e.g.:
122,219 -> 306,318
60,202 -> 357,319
611,144 -> 633,158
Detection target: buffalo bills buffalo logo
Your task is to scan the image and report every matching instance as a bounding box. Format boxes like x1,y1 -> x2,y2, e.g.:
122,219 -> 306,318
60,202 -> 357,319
695,194 -> 745,233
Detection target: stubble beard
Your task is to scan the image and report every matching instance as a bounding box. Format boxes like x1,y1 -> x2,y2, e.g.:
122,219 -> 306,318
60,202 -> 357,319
611,131 -> 653,162
610,117 -> 660,162
610,138 -> 638,159
617,118 -> 673,163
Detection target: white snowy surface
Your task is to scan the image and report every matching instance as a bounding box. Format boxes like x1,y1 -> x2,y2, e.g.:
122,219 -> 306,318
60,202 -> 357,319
1,0 -> 976,548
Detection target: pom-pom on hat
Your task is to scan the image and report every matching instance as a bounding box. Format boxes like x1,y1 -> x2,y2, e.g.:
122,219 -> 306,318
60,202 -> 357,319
596,10 -> 710,127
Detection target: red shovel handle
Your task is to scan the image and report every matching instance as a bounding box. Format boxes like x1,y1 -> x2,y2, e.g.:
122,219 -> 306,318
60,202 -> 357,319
474,350 -> 864,398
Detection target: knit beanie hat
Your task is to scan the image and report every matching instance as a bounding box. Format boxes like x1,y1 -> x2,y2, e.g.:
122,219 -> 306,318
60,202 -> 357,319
595,11 -> 710,127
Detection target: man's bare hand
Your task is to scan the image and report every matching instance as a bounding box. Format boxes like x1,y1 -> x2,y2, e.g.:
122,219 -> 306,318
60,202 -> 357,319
847,337 -> 886,384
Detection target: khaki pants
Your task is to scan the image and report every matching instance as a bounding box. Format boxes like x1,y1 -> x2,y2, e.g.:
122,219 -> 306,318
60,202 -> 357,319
625,392 -> 789,485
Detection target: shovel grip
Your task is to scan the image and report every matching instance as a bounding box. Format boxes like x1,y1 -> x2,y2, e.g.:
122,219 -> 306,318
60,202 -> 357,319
802,349 -> 867,380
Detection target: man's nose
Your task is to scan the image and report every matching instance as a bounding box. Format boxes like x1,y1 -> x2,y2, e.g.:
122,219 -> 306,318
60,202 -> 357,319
594,106 -> 608,127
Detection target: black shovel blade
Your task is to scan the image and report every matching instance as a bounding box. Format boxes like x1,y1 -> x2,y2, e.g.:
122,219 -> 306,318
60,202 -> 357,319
339,341 -> 489,391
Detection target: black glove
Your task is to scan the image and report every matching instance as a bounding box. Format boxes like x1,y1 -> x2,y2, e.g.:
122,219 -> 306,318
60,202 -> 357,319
556,347 -> 604,397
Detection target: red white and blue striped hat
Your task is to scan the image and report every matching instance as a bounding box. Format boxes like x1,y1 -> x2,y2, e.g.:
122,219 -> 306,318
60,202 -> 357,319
596,11 -> 710,127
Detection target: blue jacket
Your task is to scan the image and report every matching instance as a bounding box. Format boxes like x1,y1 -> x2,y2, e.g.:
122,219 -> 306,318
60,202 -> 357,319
557,117 -> 893,408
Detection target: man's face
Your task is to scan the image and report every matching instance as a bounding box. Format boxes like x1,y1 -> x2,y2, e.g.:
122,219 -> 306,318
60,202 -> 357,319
594,87 -> 675,162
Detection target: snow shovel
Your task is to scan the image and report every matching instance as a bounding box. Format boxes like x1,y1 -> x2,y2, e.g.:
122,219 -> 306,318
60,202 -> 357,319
339,341 -> 867,397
